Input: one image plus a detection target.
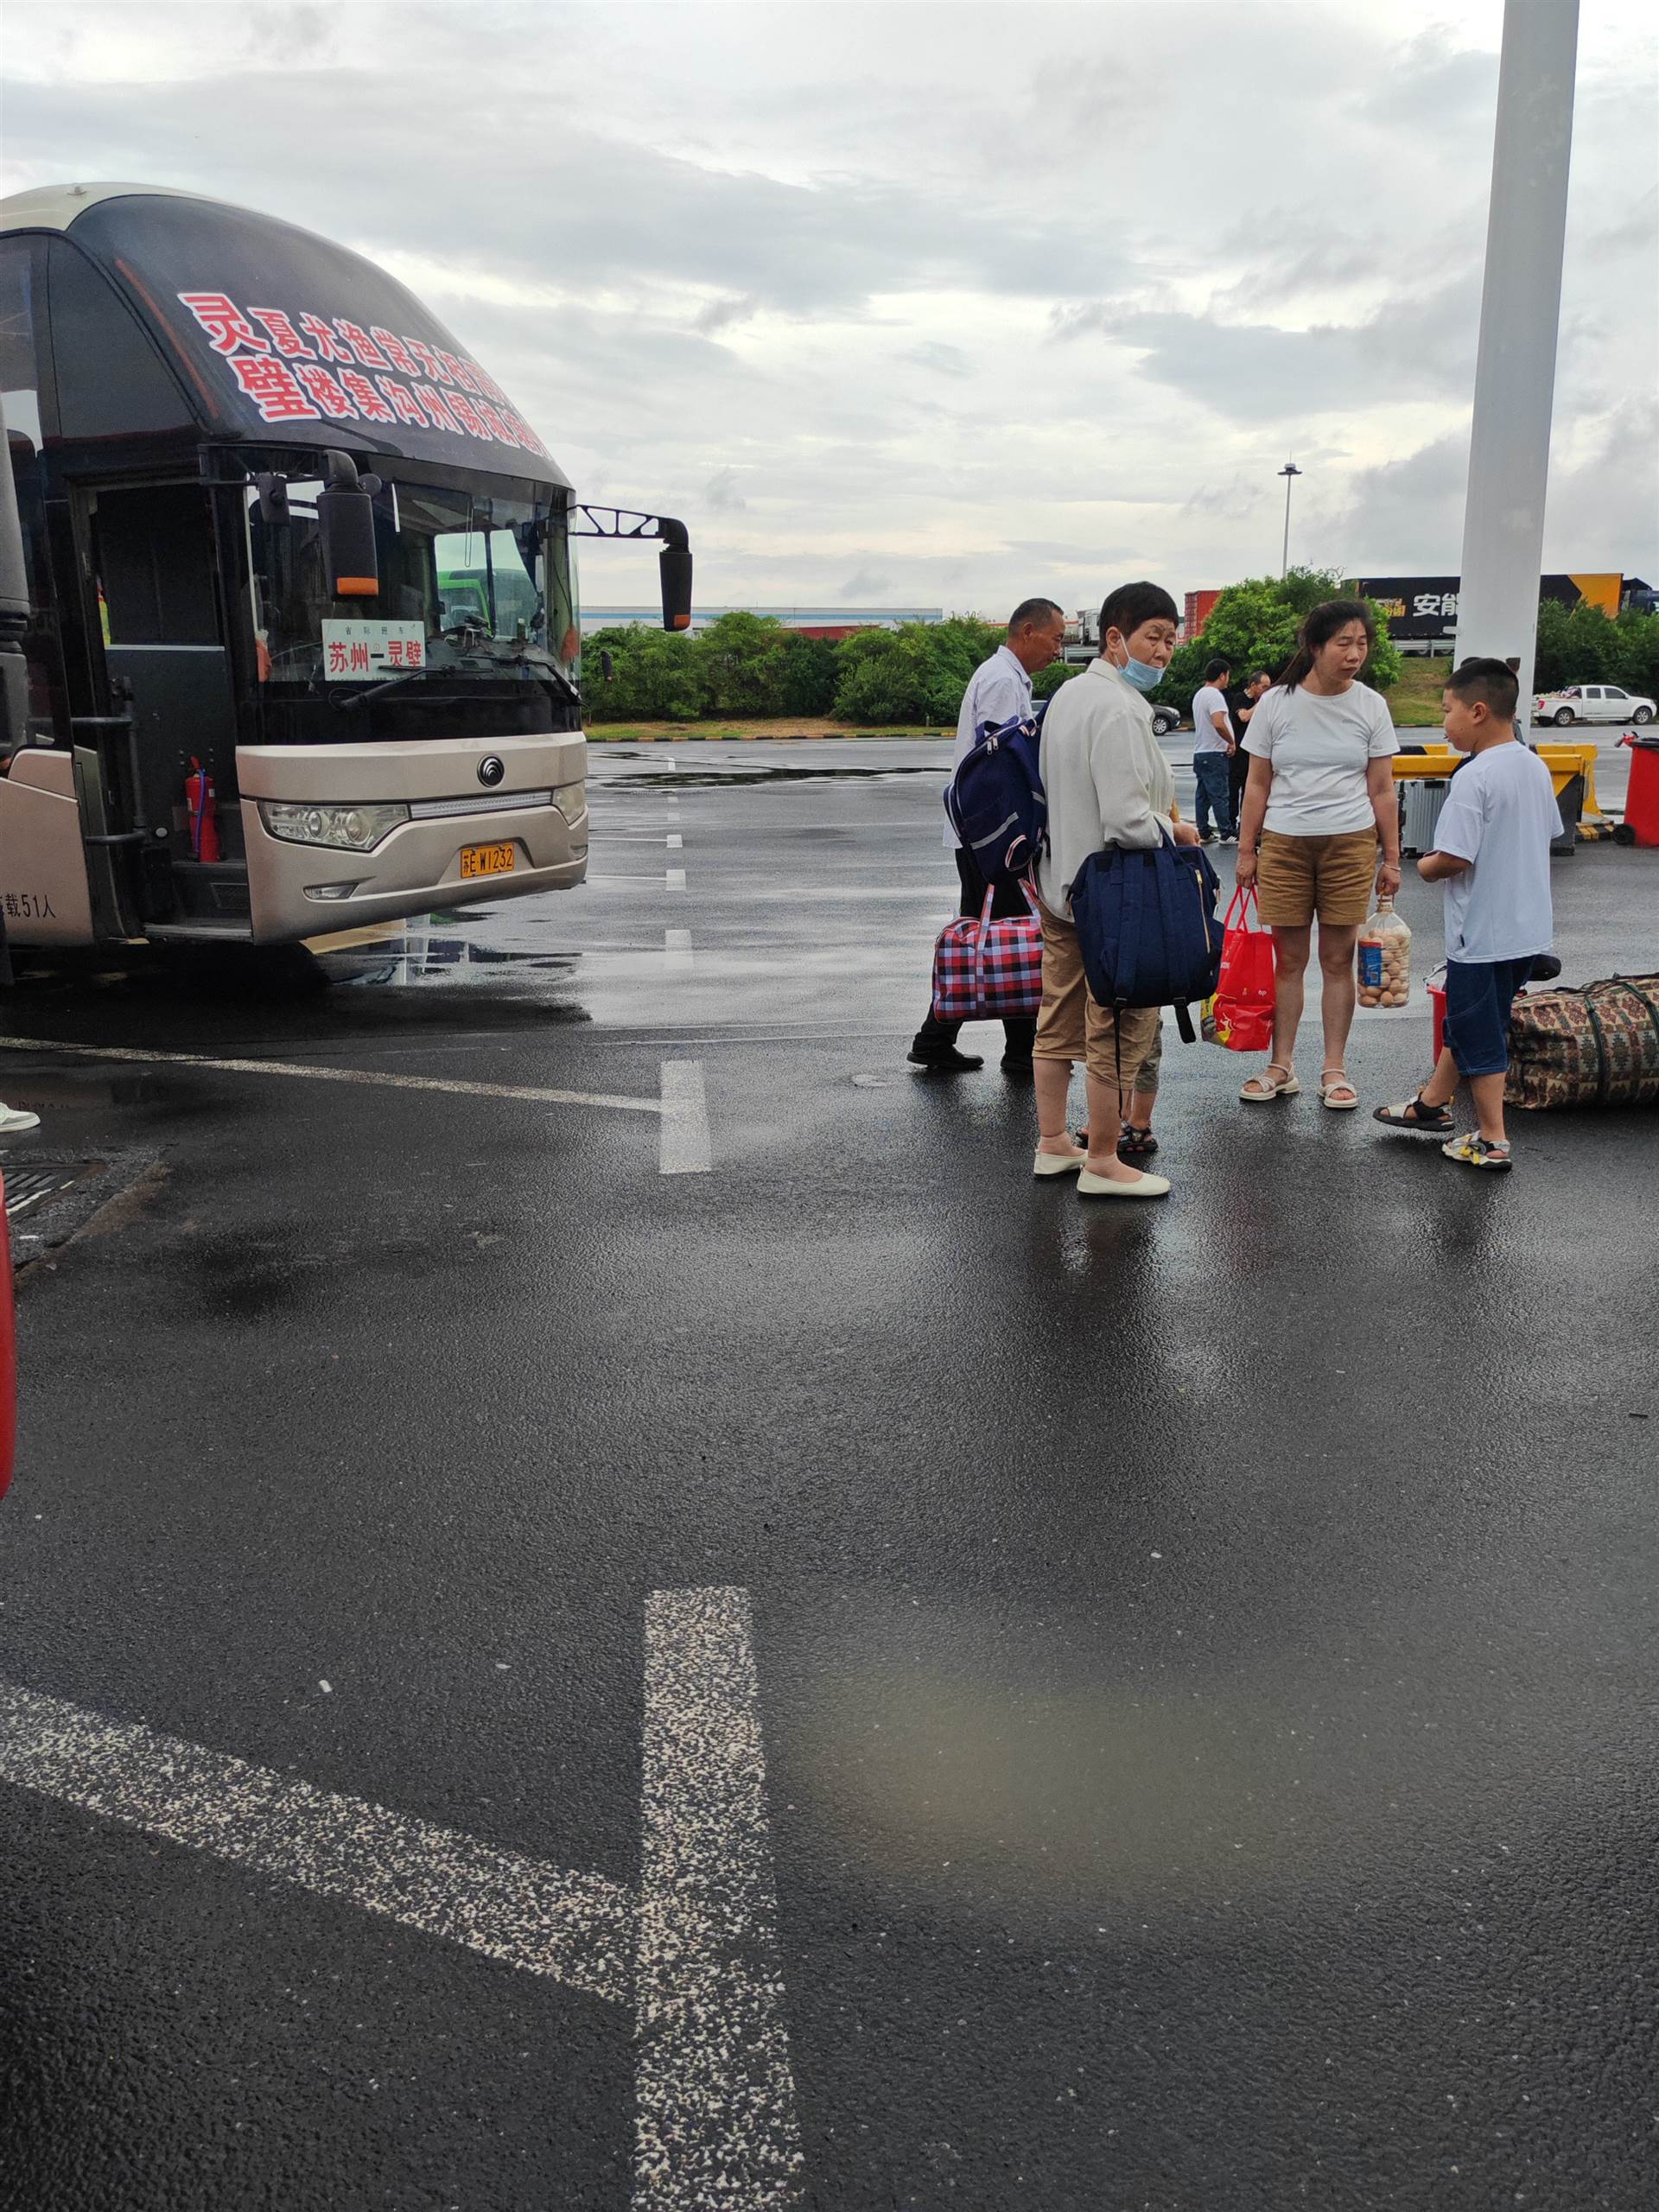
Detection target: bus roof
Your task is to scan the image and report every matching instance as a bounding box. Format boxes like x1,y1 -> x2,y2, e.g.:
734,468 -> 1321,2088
0,183 -> 571,491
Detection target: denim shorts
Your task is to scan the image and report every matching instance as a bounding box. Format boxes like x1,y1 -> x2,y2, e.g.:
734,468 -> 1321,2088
1442,956 -> 1535,1077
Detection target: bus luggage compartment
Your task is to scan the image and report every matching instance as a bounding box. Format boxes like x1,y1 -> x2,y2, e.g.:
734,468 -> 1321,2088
235,732 -> 588,944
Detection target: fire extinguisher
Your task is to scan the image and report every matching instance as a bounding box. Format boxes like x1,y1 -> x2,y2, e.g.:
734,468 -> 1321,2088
185,756 -> 220,863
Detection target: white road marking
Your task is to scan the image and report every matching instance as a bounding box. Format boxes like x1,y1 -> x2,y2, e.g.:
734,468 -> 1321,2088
635,1589 -> 804,2209
666,833 -> 683,850
666,868 -> 687,891
658,1060 -> 712,1175
664,929 -> 696,976
0,1680 -> 633,2005
0,1592 -> 805,2195
0,1037 -> 662,1116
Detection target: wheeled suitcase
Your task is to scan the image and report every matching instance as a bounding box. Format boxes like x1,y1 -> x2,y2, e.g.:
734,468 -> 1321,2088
1399,776 -> 1452,858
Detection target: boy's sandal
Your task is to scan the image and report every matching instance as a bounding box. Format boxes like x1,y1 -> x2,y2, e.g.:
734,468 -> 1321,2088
1239,1063 -> 1299,1102
1318,1068 -> 1359,1110
1441,1133 -> 1513,1171
1372,1093 -> 1454,1132
1116,1125 -> 1160,1158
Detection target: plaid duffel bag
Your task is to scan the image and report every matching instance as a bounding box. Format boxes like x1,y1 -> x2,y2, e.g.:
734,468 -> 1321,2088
931,884 -> 1043,1022
1505,974 -> 1659,1109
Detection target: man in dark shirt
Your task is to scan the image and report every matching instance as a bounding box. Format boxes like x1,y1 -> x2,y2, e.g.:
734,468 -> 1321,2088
1225,668 -> 1272,830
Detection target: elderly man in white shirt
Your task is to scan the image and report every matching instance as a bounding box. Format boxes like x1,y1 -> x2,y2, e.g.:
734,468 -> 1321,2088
909,597 -> 1066,1073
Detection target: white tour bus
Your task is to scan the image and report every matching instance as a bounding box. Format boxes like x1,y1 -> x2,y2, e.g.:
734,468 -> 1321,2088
0,183 -> 691,950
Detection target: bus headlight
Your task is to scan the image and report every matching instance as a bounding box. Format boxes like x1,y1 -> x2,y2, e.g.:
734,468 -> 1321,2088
553,780 -> 587,823
260,799 -> 410,851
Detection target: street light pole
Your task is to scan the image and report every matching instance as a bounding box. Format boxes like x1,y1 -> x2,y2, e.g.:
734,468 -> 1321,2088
1278,461 -> 1301,579
1453,0 -> 1579,716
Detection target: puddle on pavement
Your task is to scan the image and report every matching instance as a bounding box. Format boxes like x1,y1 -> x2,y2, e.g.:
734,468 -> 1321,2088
323,935 -> 582,988
605,763 -> 939,788
1,931 -> 592,1049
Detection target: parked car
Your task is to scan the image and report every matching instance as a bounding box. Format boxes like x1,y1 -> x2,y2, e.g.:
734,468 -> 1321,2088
1533,683 -> 1655,726
1150,704 -> 1181,737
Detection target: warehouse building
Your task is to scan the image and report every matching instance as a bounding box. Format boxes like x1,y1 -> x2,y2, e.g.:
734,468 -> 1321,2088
581,606 -> 944,640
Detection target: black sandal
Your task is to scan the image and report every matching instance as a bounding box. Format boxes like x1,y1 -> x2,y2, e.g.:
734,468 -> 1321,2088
1372,1092 -> 1455,1133
1116,1125 -> 1160,1158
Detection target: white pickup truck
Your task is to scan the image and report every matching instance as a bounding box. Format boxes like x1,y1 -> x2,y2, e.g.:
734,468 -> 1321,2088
1533,683 -> 1655,726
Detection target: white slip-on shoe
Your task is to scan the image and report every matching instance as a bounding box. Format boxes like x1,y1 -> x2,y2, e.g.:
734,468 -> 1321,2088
1077,1166 -> 1171,1198
0,1104 -> 41,1135
1033,1147 -> 1087,1178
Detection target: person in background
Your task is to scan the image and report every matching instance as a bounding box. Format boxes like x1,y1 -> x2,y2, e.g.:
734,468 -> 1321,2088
1373,658 -> 1561,1170
1030,580 -> 1200,1198
1235,601 -> 1400,1111
1116,1025 -> 1161,1160
909,597 -> 1067,1076
1189,657 -> 1236,842
1227,668 -> 1272,836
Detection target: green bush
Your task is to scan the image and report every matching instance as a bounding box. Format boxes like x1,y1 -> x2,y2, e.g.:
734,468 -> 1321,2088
1533,598 -> 1659,696
1173,569 -> 1402,714
776,631 -> 840,717
670,609 -> 842,719
583,611 -> 845,723
582,625 -> 704,722
1532,599 -> 1571,692
1612,607 -> 1659,698
831,616 -> 1004,724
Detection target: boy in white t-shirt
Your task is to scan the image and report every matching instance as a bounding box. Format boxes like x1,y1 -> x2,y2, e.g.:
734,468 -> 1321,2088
1373,658 -> 1563,1170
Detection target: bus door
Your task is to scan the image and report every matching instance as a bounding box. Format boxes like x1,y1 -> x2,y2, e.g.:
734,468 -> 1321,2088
86,481 -> 248,933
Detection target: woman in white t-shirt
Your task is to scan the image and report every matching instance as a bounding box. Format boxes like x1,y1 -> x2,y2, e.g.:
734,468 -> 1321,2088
1234,601 -> 1401,1109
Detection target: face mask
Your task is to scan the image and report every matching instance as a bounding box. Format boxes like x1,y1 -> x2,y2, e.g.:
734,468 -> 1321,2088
1118,655 -> 1166,693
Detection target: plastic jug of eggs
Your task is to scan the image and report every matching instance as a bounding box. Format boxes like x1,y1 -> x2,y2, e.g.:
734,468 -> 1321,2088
1357,897 -> 1412,1007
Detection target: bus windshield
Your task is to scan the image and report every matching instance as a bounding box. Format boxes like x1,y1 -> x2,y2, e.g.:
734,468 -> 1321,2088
246,474 -> 579,684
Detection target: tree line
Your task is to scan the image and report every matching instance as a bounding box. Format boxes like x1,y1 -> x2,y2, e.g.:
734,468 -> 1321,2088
583,571 -> 1659,724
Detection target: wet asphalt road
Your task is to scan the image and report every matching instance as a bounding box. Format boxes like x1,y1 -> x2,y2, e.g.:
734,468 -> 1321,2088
0,741 -> 1656,2210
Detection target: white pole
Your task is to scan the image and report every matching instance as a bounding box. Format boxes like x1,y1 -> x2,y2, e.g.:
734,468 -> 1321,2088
1452,0 -> 1580,720
1278,462 -> 1300,578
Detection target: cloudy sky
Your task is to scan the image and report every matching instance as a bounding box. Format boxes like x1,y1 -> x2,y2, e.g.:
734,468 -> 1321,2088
4,1 -> 1656,617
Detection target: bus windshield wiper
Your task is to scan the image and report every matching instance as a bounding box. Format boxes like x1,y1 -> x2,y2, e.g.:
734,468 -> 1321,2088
333,648 -> 580,713
334,670 -> 428,713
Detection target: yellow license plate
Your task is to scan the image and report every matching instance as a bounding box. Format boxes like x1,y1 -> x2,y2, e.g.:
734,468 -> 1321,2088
460,842 -> 516,880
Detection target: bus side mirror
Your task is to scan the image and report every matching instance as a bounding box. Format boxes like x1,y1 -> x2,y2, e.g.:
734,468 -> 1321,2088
657,517 -> 692,632
600,650 -> 614,683
254,473 -> 290,528
317,450 -> 380,601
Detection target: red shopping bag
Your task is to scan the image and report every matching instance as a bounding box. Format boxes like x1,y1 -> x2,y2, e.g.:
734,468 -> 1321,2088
1211,886 -> 1276,1051
931,885 -> 1043,1022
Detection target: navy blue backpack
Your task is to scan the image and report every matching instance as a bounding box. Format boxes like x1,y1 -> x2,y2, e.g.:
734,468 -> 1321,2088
1067,832 -> 1226,1042
944,705 -> 1048,884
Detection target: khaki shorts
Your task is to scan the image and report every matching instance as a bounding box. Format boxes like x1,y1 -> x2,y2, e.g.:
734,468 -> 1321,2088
1032,896 -> 1162,1088
1256,827 -> 1378,928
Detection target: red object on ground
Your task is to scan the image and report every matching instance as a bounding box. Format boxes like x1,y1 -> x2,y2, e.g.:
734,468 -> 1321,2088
0,1177 -> 15,1500
186,757 -> 220,862
1211,887 -> 1276,1051
1621,737 -> 1659,848
1429,971 -> 1448,1062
